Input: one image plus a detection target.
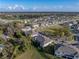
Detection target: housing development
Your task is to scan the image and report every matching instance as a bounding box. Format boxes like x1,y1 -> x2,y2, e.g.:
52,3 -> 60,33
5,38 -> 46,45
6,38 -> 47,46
0,12 -> 79,59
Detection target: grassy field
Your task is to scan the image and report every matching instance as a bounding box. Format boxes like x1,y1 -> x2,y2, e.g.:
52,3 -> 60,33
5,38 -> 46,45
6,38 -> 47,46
15,47 -> 45,59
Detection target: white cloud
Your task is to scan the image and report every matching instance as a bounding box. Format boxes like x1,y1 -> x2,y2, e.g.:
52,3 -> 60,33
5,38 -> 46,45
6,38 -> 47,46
20,5 -> 25,10
1,3 -> 79,12
8,4 -> 25,11
8,6 -> 13,10
13,4 -> 25,10
33,7 -> 37,10
13,4 -> 18,10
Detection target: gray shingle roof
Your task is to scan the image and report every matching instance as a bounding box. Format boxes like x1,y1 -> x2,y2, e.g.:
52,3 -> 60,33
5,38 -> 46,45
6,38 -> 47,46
56,45 -> 77,56
33,33 -> 53,47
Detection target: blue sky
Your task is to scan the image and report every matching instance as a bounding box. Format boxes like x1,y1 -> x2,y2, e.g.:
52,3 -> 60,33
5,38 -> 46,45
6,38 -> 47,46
0,0 -> 79,12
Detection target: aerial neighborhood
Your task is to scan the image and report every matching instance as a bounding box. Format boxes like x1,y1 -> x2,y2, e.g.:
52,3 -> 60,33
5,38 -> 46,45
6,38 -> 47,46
0,13 -> 79,59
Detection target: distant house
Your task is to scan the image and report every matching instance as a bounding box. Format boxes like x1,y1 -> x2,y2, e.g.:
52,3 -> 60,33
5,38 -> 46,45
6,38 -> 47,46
74,54 -> 79,59
72,43 -> 79,49
32,24 -> 39,30
69,23 -> 73,27
1,34 -> 10,41
7,27 -> 14,35
73,21 -> 78,25
55,45 -> 77,59
74,34 -> 79,41
71,43 -> 79,59
24,20 -> 27,24
21,26 -> 32,36
70,24 -> 79,34
31,32 -> 39,37
32,32 -> 53,48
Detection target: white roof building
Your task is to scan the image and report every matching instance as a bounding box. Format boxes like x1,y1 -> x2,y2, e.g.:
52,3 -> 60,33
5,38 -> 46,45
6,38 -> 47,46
32,32 -> 53,48
74,54 -> 79,59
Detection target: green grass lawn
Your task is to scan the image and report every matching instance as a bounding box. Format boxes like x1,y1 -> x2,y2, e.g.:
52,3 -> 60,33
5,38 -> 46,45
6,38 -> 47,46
15,47 -> 45,59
